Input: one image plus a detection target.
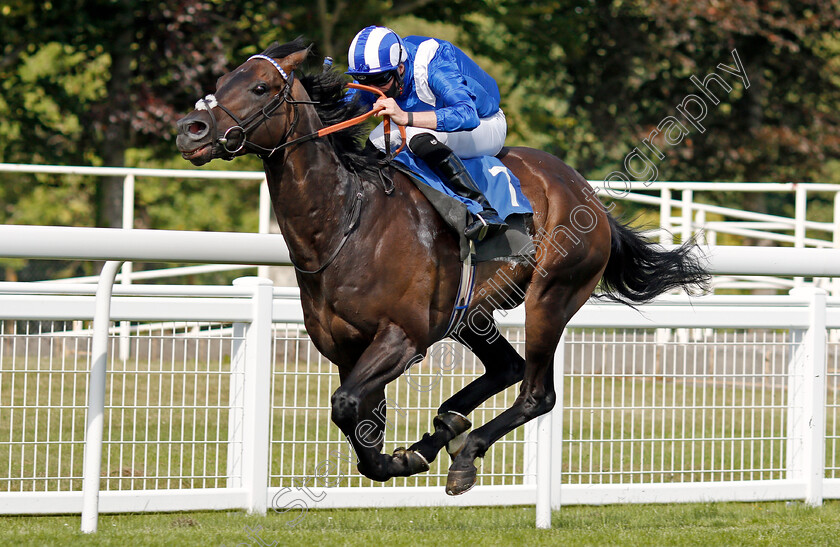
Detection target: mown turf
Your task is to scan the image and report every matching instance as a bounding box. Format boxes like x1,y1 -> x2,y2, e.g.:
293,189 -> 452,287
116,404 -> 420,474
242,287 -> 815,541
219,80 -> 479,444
2,501 -> 840,546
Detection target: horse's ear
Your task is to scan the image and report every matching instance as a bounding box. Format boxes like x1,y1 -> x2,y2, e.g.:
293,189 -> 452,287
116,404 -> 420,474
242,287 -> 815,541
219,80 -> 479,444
262,41 -> 281,54
280,45 -> 313,72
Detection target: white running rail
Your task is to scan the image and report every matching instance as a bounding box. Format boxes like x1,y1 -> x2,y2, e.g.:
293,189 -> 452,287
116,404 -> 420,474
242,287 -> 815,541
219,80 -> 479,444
3,163 -> 839,291
0,225 -> 839,532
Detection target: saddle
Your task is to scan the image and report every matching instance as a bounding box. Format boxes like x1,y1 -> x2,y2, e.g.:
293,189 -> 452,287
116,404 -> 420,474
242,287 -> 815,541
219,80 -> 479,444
390,150 -> 535,263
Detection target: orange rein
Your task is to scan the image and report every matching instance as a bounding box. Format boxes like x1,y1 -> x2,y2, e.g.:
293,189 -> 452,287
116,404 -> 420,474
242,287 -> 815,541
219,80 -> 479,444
315,83 -> 407,157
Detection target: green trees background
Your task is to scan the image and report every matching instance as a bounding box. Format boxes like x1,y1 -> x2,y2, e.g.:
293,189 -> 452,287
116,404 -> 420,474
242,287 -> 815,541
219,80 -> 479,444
1,0 -> 839,281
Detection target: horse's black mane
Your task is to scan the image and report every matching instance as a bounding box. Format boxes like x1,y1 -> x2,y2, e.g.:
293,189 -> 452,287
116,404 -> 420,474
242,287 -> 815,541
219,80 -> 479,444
262,39 -> 377,174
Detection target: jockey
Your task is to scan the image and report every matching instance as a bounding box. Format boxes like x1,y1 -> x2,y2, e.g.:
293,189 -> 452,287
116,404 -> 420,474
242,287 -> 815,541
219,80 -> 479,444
346,25 -> 508,241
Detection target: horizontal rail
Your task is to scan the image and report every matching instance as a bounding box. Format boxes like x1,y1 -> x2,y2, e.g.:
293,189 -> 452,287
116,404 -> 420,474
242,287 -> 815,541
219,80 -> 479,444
702,246 -> 840,276
557,480 -> 823,506
2,282 -> 840,329
4,165 -> 834,190
0,225 -> 291,265
591,180 -> 840,192
2,225 -> 840,277
696,224 -> 832,248
614,191 -> 834,233
48,263 -> 257,284
0,281 -> 301,298
0,163 -> 266,180
0,489 -> 250,515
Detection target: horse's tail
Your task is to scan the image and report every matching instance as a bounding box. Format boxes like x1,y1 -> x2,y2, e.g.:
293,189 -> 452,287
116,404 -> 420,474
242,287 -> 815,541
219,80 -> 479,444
597,214 -> 710,304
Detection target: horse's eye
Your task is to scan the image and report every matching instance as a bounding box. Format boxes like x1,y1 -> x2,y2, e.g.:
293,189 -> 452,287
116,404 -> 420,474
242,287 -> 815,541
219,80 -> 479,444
253,84 -> 268,96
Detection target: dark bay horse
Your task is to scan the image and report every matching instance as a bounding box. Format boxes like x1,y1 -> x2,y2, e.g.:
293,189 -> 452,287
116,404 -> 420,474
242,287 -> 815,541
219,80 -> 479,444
175,39 -> 708,495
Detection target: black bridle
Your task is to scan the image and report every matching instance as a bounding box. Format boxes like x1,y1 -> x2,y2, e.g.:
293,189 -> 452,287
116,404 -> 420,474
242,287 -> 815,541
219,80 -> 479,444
198,55 -> 406,163
198,54 -> 318,159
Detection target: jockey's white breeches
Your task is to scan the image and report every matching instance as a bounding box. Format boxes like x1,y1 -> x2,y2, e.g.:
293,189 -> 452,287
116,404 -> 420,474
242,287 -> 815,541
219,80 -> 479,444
369,109 -> 507,159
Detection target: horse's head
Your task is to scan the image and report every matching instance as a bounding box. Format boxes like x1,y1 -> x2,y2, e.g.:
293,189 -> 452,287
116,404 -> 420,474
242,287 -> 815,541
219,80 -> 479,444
176,46 -> 310,166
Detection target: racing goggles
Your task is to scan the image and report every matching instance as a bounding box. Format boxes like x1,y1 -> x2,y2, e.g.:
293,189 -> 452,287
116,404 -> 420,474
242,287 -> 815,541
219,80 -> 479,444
354,70 -> 396,87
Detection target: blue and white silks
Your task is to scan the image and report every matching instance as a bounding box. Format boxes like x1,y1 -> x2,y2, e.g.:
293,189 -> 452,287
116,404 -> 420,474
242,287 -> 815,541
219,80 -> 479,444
350,36 -> 501,134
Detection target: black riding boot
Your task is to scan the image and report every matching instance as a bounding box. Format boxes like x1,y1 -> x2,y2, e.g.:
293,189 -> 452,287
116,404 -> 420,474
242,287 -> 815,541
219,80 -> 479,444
409,134 -> 508,241
436,154 -> 508,241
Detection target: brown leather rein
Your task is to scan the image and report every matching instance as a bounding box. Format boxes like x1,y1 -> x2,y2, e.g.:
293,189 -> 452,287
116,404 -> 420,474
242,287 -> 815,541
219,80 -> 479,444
269,82 -> 407,158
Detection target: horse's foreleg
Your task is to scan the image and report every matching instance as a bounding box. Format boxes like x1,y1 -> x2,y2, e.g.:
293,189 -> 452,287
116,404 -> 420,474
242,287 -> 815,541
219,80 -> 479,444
330,324 -> 429,481
408,317 -> 525,465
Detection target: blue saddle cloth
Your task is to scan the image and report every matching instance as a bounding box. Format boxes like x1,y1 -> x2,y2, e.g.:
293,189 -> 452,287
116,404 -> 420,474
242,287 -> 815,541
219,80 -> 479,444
393,150 -> 533,218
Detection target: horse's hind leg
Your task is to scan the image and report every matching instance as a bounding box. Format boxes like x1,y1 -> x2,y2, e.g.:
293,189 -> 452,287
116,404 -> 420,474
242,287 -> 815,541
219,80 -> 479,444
445,310 -> 562,494
408,314 -> 525,465
444,277 -> 600,495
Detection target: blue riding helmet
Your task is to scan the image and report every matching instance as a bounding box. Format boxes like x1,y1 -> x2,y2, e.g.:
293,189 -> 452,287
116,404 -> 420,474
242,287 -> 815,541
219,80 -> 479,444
346,26 -> 407,76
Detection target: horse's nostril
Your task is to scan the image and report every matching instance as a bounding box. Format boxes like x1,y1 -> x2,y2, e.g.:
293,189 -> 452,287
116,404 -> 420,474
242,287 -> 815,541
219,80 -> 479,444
177,116 -> 208,138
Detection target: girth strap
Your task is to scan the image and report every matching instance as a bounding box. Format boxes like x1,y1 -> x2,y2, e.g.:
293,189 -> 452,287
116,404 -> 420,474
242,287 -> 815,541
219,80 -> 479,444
444,240 -> 477,337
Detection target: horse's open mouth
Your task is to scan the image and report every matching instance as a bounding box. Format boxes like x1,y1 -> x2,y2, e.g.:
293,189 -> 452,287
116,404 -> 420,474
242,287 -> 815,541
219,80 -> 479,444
181,144 -> 210,160
180,143 -> 215,165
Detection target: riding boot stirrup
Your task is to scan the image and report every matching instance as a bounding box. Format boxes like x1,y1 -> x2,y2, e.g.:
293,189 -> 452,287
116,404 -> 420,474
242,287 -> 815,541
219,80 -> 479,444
408,133 -> 508,242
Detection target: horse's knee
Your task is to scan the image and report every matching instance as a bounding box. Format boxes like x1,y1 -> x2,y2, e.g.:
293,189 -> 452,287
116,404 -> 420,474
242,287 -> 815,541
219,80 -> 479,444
330,389 -> 360,430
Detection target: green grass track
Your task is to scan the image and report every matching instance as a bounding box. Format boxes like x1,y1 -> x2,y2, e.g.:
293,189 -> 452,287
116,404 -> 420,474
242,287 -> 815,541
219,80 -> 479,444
3,502 -> 840,546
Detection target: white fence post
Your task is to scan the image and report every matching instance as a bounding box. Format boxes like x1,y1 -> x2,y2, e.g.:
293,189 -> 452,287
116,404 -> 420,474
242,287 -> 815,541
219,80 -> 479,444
231,277 -> 274,514
257,179 -> 272,279
681,189 -> 693,244
677,190 -> 694,352
550,332 -> 566,512
794,185 -> 807,287
523,420 -> 537,485
535,409 -> 552,529
536,330 -> 564,529
660,187 -> 673,245
694,209 -> 706,242
228,323 -> 246,491
833,193 -> 840,298
119,174 -> 134,361
80,260 -> 124,533
786,286 -> 827,506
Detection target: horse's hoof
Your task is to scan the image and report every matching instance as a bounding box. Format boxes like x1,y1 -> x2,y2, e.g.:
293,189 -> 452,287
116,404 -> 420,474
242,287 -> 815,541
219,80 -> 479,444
393,447 -> 430,475
445,465 -> 477,496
